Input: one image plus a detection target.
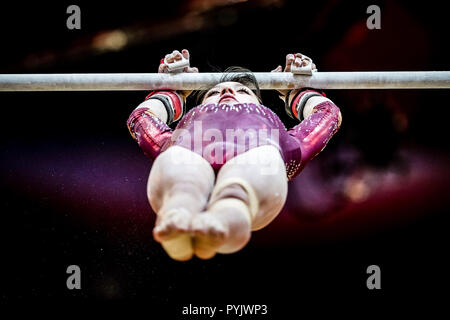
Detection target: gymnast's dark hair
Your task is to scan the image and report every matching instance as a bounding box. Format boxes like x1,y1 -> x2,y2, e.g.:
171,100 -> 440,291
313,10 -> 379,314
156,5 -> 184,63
193,66 -> 262,105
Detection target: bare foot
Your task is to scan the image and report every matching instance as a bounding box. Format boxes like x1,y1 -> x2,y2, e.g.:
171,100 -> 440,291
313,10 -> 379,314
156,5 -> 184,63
160,234 -> 194,261
192,199 -> 251,259
191,213 -> 229,260
153,208 -> 194,243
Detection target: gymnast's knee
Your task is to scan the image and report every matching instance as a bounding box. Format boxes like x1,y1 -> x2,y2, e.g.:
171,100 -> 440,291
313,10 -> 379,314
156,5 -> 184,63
147,146 -> 215,210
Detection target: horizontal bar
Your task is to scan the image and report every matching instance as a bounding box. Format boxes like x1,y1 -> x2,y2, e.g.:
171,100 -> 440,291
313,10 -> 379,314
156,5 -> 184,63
0,71 -> 449,91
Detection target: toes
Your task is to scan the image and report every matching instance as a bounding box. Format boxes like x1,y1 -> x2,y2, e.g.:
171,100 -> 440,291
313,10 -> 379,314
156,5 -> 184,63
193,239 -> 217,260
191,215 -> 228,260
153,222 -> 178,242
166,209 -> 191,229
161,234 -> 194,261
192,225 -> 222,260
153,209 -> 193,242
192,215 -> 228,241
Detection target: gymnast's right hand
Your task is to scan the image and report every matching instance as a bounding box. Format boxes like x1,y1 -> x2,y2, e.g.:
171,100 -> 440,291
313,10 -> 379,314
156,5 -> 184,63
159,49 -> 198,99
158,49 -> 199,73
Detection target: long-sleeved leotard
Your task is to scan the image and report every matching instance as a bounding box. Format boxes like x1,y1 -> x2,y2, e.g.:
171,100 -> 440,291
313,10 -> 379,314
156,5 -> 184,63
127,92 -> 341,181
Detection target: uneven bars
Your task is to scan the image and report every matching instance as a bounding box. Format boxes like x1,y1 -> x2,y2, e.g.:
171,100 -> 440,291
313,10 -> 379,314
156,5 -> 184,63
0,71 -> 449,91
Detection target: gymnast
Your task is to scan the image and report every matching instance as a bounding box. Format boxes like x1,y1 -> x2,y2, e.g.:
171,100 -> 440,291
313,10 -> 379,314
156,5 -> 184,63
127,49 -> 342,261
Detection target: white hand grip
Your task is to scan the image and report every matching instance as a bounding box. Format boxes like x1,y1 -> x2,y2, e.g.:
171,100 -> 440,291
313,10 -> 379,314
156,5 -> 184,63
290,55 -> 316,75
164,56 -> 190,73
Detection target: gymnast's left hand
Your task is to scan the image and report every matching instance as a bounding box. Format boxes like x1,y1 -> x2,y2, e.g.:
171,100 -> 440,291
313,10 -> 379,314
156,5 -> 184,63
271,53 -> 317,96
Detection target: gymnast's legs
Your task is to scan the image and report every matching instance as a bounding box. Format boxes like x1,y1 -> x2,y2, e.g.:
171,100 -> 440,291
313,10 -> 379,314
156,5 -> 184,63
147,145 -> 288,260
147,146 -> 215,261
192,145 -> 288,259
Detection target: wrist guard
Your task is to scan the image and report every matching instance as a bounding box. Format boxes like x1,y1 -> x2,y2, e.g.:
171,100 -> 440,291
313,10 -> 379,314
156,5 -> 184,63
285,88 -> 326,121
145,90 -> 185,124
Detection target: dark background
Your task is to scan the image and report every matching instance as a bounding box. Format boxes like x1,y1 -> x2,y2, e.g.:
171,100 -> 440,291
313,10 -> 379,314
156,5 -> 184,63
0,0 -> 449,316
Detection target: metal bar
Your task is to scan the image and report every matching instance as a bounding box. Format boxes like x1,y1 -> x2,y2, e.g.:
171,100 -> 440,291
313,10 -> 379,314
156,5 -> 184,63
0,71 -> 449,91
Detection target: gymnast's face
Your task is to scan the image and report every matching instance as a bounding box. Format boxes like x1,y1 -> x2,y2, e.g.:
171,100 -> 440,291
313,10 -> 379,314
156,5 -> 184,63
202,81 -> 260,105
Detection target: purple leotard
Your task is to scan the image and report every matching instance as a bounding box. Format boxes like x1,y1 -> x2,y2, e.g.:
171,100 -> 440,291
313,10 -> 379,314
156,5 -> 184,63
127,98 -> 340,181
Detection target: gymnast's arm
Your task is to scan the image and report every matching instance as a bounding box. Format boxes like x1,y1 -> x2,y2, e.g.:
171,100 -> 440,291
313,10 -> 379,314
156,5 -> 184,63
127,49 -> 197,160
287,93 -> 342,170
126,97 -> 174,160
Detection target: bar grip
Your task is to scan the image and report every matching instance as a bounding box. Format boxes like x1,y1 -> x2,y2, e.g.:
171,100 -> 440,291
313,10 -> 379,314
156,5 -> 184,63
290,55 -> 316,75
164,56 -> 190,73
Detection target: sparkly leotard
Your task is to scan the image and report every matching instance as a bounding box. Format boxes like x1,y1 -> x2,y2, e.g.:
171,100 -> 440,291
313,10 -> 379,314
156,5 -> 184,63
127,100 -> 340,181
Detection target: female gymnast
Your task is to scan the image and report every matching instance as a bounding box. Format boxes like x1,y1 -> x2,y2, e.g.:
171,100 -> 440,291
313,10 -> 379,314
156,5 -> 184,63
127,49 -> 342,261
